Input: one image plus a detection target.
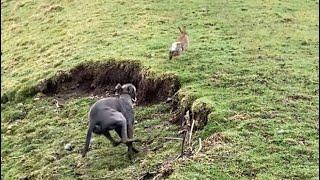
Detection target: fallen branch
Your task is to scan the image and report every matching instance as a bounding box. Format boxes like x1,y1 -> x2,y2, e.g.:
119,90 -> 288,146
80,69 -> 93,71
54,99 -> 63,108
180,130 -> 187,157
162,137 -> 183,141
188,119 -> 195,149
195,138 -> 202,154
152,174 -> 161,180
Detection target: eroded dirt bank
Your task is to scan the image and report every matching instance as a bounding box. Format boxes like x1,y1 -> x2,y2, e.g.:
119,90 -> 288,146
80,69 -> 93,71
36,60 -> 181,105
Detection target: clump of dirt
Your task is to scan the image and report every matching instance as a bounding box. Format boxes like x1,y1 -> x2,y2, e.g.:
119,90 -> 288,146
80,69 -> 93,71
192,103 -> 212,130
169,108 -> 189,125
35,60 -> 180,105
169,97 -> 212,130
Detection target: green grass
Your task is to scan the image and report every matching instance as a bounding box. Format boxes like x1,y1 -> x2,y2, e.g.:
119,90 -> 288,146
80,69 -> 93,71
1,0 -> 319,179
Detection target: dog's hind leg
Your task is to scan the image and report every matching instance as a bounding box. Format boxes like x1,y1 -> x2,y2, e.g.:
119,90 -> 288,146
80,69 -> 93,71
127,123 -> 139,153
104,131 -> 121,147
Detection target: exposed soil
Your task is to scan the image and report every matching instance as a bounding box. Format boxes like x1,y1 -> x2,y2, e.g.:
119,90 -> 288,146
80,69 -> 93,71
169,102 -> 212,130
35,61 -> 181,105
139,158 -> 175,180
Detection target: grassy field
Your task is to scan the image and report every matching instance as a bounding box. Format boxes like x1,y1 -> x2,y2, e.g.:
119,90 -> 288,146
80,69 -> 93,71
1,0 -> 319,179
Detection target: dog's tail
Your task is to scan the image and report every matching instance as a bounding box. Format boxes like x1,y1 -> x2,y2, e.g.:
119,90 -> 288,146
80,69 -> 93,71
82,117 -> 94,157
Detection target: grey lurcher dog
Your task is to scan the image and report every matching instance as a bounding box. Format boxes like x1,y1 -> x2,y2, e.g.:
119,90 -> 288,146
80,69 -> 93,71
82,83 -> 139,159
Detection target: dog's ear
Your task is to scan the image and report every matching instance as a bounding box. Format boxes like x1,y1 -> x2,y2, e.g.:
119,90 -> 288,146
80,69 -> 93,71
128,85 -> 137,99
115,83 -> 122,95
122,84 -> 137,102
128,86 -> 134,94
130,86 -> 137,102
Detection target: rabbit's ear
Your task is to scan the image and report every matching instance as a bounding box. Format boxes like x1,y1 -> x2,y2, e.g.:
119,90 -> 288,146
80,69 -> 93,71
183,26 -> 187,33
178,27 -> 183,33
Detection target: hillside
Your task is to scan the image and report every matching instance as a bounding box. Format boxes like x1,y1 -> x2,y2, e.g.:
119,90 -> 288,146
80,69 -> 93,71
1,0 -> 319,179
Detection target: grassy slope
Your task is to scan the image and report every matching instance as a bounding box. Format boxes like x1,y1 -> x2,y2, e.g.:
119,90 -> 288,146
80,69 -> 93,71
1,0 -> 319,179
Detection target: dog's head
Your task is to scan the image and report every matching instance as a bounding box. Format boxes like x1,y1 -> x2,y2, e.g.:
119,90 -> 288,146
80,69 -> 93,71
115,83 -> 137,103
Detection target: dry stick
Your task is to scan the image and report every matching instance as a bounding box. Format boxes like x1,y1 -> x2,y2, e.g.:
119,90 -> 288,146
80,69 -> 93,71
152,174 -> 161,180
54,99 -> 62,108
180,130 -> 187,157
163,137 -> 183,141
188,119 -> 195,151
195,138 -> 202,154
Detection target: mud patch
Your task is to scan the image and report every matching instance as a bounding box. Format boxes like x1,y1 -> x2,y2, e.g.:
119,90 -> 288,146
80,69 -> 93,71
35,60 -> 180,105
202,132 -> 228,152
228,113 -> 251,121
139,158 -> 176,180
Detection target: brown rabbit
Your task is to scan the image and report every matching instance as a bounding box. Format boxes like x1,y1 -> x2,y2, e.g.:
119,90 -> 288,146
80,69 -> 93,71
169,26 -> 189,60
177,26 -> 189,51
